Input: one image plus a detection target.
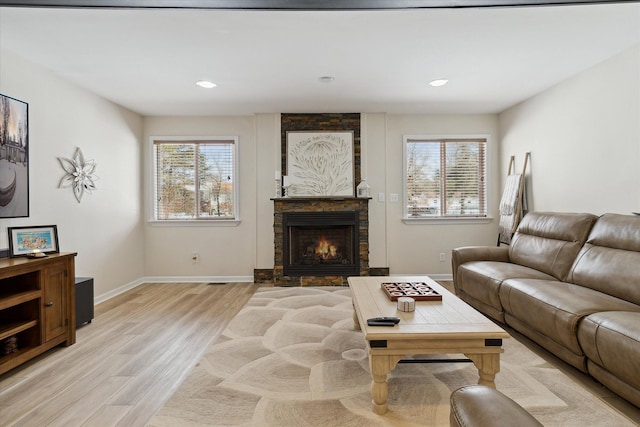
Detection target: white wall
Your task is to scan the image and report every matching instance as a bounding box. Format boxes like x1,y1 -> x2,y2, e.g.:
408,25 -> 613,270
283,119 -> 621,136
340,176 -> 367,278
7,43 -> 636,289
0,49 -> 145,298
143,116 -> 257,279
361,113 -> 388,268
499,44 -> 640,214
380,114 -> 500,274
255,113 -> 280,269
141,113 -> 499,279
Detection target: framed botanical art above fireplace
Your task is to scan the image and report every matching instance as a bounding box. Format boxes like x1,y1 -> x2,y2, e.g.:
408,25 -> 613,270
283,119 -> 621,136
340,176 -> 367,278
286,131 -> 354,197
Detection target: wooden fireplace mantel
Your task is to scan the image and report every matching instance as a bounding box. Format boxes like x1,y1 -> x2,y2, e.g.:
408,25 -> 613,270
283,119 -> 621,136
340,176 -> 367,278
271,197 -> 372,202
272,197 -> 371,212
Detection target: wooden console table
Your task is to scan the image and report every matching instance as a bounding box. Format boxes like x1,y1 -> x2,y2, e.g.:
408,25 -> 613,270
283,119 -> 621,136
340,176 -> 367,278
0,252 -> 77,375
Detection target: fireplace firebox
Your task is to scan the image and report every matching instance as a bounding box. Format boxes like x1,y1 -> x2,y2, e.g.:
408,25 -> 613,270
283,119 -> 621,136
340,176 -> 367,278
283,211 -> 359,277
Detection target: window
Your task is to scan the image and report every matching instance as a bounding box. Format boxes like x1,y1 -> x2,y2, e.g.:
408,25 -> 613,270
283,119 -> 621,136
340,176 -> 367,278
152,137 -> 238,221
404,136 -> 487,219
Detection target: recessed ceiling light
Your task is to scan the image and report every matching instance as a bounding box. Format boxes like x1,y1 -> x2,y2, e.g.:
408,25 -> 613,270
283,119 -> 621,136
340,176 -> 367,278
196,80 -> 217,89
318,76 -> 335,83
429,79 -> 449,87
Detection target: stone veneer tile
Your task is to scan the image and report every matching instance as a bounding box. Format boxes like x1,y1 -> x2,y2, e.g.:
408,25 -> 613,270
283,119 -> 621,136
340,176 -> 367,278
270,113 -> 371,286
272,198 -> 370,286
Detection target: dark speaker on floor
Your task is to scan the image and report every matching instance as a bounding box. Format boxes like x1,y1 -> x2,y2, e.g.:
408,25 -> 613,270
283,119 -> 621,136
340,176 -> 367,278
75,277 -> 94,328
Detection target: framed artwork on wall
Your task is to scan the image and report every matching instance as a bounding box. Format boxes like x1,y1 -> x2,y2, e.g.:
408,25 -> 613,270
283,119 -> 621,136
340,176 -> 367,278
0,93 -> 29,218
8,225 -> 59,257
286,131 -> 354,197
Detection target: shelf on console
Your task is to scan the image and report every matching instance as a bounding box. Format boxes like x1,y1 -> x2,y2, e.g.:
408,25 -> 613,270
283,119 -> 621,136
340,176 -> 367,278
0,290 -> 41,311
0,319 -> 38,341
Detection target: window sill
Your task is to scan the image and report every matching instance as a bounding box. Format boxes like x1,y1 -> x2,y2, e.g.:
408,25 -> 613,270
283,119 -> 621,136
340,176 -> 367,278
149,219 -> 241,227
402,216 -> 494,225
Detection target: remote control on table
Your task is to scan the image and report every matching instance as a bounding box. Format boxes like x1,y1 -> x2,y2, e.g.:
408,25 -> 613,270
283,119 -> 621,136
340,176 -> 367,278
369,317 -> 400,324
367,317 -> 400,326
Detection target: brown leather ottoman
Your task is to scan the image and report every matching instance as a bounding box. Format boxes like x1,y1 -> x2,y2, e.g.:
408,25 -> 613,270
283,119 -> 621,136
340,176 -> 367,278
450,385 -> 542,427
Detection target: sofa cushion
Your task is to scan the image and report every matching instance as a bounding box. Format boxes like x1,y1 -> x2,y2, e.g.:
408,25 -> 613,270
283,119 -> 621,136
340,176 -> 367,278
457,262 -> 556,322
568,214 -> 640,305
577,311 -> 640,391
509,212 -> 597,281
499,279 -> 640,355
451,245 -> 510,286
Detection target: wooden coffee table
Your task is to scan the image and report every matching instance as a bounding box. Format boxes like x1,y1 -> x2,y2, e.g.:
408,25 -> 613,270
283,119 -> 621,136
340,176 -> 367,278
348,276 -> 510,415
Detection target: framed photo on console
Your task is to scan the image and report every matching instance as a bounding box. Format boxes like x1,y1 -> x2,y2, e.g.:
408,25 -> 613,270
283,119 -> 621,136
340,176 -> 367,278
8,225 -> 59,257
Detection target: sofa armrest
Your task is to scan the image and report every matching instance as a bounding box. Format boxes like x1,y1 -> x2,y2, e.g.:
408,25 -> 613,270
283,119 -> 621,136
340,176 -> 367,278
451,246 -> 510,285
450,385 -> 542,427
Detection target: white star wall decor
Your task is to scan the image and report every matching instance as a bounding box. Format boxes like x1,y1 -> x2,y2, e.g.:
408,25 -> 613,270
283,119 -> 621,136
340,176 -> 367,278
58,147 -> 98,203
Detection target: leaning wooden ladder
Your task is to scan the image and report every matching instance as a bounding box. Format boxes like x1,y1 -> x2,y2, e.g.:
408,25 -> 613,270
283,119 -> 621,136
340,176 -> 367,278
497,153 -> 530,245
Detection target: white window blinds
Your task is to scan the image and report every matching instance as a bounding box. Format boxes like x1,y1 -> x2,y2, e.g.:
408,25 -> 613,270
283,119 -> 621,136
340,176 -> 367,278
153,139 -> 237,220
405,137 -> 487,218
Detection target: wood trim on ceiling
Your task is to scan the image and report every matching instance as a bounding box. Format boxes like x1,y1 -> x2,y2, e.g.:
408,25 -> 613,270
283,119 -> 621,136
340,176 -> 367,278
0,0 -> 634,9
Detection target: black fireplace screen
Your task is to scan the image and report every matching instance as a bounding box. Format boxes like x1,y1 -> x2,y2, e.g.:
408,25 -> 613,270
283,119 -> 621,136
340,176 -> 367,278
283,211 -> 359,276
290,226 -> 354,265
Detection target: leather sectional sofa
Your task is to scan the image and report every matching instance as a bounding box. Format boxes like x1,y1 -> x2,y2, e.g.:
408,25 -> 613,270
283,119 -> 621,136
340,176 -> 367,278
452,212 -> 640,407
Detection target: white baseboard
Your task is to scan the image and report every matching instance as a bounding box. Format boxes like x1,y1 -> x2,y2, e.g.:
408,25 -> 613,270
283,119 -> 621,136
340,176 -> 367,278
426,273 -> 453,281
94,277 -> 146,305
94,275 -> 254,305
388,273 -> 453,281
94,274 -> 453,305
141,275 -> 255,284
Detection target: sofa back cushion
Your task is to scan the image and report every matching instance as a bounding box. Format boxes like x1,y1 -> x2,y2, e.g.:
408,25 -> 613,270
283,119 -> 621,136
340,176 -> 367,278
567,213 -> 640,305
509,212 -> 598,280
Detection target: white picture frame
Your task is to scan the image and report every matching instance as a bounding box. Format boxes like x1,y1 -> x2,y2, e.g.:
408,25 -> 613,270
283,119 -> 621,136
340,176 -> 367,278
286,131 -> 354,197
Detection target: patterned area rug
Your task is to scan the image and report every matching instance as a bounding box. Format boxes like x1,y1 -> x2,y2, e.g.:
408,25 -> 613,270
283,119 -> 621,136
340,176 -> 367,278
147,287 -> 633,427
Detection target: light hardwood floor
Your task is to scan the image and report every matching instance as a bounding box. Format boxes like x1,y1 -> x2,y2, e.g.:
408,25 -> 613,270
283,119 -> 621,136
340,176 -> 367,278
1,281 -> 639,426
0,282 -> 261,427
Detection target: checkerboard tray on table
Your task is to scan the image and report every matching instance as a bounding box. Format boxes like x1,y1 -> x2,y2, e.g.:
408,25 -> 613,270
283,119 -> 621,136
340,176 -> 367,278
381,282 -> 443,301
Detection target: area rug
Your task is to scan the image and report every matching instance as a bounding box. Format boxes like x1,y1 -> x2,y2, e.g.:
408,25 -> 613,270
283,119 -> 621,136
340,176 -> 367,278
147,287 -> 634,427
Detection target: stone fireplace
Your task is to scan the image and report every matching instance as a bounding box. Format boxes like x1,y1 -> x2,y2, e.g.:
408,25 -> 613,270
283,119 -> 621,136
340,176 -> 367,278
266,112 -> 371,286
283,211 -> 359,277
273,197 -> 369,286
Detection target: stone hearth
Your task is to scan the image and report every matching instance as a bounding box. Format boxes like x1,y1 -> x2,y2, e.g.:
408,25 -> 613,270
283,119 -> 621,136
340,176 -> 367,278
273,197 -> 369,286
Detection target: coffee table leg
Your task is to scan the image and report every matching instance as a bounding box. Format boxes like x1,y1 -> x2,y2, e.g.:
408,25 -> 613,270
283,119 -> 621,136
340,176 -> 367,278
352,303 -> 361,331
369,354 -> 402,414
465,353 -> 501,388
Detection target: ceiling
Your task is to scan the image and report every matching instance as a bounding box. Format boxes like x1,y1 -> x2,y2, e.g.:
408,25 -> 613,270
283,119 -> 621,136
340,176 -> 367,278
0,2 -> 639,116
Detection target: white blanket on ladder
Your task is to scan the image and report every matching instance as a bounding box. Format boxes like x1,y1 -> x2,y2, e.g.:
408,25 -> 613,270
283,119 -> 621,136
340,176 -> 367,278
498,173 -> 523,245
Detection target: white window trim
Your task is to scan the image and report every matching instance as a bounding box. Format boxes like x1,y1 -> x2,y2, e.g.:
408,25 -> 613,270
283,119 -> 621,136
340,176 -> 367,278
401,216 -> 494,225
148,135 -> 240,226
402,134 -> 492,223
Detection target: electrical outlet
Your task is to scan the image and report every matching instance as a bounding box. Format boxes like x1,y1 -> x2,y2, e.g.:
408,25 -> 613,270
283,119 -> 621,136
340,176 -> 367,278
439,252 -> 445,262
378,192 -> 385,202
192,252 -> 199,263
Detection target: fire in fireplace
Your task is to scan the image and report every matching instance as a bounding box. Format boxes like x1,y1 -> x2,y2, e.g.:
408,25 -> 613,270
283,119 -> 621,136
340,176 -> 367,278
297,232 -> 348,264
311,235 -> 341,261
283,211 -> 359,277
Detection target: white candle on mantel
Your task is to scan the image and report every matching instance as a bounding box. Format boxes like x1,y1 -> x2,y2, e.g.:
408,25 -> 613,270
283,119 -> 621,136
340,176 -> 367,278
275,170 -> 281,180
282,176 -> 290,186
